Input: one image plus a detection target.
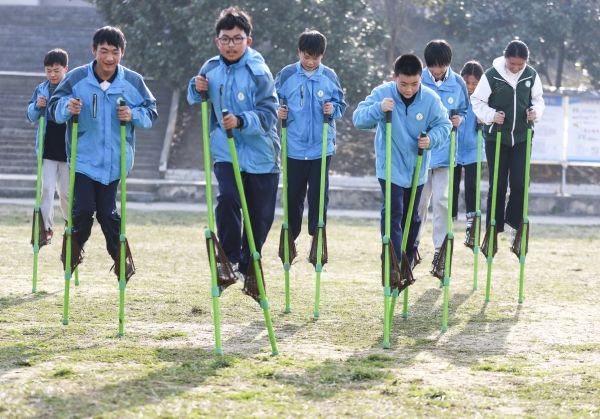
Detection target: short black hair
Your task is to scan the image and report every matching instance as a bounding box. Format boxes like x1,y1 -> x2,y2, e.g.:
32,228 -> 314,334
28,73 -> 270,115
460,60 -> 484,80
93,26 -> 126,52
504,40 -> 529,60
44,48 -> 68,67
424,40 -> 452,67
215,7 -> 252,36
394,54 -> 423,77
298,30 -> 327,56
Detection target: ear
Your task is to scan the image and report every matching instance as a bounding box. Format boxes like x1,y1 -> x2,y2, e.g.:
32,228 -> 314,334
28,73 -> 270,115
214,37 -> 220,48
247,36 -> 253,47
92,46 -> 97,56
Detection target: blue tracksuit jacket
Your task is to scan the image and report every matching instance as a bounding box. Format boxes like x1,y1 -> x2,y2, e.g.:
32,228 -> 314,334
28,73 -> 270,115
187,48 -> 280,174
456,102 -> 484,166
422,68 -> 469,168
48,62 -> 157,185
352,81 -> 452,188
274,61 -> 347,160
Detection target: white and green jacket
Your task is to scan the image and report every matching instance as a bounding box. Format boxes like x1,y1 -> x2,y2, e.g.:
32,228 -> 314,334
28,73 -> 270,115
471,56 -> 544,146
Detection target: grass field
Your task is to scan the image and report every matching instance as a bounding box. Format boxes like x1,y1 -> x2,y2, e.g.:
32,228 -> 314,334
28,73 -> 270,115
1,204 -> 599,418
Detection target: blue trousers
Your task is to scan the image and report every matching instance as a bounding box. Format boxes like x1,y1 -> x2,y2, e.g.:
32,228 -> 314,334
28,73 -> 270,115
286,156 -> 331,239
378,178 -> 423,262
214,162 -> 279,273
72,173 -> 120,260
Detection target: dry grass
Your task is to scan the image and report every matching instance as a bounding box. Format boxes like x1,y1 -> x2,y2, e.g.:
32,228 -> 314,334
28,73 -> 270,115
0,204 -> 599,418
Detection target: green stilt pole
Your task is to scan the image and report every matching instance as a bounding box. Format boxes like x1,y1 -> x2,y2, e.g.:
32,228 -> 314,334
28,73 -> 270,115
382,110 -> 392,349
281,99 -> 292,313
441,122 -> 457,332
223,109 -> 279,356
389,132 -> 425,324
63,102 -> 79,326
200,91 -> 224,354
518,123 -> 533,304
32,112 -> 45,294
473,126 -> 483,290
313,113 -> 329,319
485,128 -> 502,303
280,100 -> 292,314
117,98 -> 128,337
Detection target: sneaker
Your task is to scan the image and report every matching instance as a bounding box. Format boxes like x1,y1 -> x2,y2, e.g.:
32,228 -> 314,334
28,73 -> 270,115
464,225 -> 474,248
113,260 -> 135,283
234,264 -> 246,283
430,251 -> 444,279
46,228 -> 53,244
508,226 -> 518,249
217,262 -> 236,279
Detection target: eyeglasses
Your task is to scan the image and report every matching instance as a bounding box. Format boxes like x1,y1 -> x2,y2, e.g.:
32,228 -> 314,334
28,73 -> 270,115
217,35 -> 247,46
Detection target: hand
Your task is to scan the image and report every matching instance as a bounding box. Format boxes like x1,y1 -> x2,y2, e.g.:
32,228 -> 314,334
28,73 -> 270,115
450,114 -> 462,128
37,96 -> 47,108
195,76 -> 208,93
278,106 -> 288,120
221,113 -> 239,130
493,111 -> 505,125
67,98 -> 81,116
117,103 -> 132,122
323,102 -> 333,116
380,98 -> 394,113
526,108 -> 536,122
418,135 -> 430,149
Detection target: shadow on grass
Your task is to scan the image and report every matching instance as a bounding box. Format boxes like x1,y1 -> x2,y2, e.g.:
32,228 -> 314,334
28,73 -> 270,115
28,347 -> 241,417
215,318 -> 309,355
274,352 -> 399,399
0,290 -> 58,314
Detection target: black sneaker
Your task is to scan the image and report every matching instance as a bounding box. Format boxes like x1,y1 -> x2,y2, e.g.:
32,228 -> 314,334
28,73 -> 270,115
430,251 -> 444,280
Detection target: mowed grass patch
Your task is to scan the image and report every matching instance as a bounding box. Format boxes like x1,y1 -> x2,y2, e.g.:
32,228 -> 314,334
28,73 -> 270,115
0,204 -> 599,417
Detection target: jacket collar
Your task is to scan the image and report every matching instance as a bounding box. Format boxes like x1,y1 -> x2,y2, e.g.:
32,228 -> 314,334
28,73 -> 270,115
294,61 -> 324,78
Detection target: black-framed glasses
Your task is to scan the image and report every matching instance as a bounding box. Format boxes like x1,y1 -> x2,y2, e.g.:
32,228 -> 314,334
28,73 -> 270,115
217,35 -> 247,46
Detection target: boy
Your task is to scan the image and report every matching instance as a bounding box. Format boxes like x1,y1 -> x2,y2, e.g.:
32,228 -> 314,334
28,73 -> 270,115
274,30 -> 347,245
48,26 -> 157,281
27,48 -> 69,243
415,40 -> 468,277
187,7 -> 280,279
353,54 -> 451,267
455,60 -> 485,247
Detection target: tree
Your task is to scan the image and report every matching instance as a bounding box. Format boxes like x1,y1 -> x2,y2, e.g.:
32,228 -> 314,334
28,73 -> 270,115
428,0 -> 600,89
91,0 -> 387,102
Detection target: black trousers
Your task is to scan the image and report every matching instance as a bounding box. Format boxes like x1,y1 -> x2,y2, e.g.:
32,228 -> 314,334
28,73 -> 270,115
72,173 -> 120,260
452,162 -> 478,218
214,162 -> 279,273
485,140 -> 527,232
378,179 -> 423,262
286,156 -> 331,239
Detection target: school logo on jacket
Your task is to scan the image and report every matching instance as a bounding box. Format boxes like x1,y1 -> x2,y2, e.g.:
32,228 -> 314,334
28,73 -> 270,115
237,92 -> 245,101
416,112 -> 423,121
317,89 -> 324,98
447,97 -> 454,105
525,80 -> 531,87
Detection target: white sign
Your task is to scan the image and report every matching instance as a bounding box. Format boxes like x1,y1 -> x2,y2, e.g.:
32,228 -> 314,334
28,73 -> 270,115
567,96 -> 600,162
532,95 -> 564,162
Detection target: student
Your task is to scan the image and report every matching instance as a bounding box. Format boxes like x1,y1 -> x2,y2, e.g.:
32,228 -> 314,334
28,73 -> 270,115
274,30 -> 347,244
48,26 -> 157,281
454,60 -> 485,247
471,40 -> 544,238
415,40 -> 468,277
27,48 -> 70,243
187,7 -> 279,279
353,54 -> 451,266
